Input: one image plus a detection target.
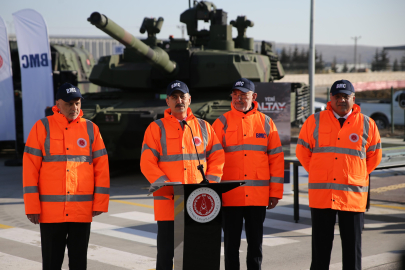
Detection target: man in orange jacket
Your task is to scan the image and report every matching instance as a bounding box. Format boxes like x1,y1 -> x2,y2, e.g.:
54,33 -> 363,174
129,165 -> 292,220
212,78 -> 284,270
296,80 -> 382,270
23,83 -> 110,269
140,80 -> 225,270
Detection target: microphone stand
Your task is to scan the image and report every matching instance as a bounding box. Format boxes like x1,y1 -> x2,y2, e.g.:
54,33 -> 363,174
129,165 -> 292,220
182,120 -> 209,184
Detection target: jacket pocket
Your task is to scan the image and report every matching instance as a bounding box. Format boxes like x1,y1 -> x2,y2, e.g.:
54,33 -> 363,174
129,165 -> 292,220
166,130 -> 181,154
225,126 -> 238,146
309,170 -> 328,182
50,132 -> 64,154
318,126 -> 331,147
347,173 -> 367,186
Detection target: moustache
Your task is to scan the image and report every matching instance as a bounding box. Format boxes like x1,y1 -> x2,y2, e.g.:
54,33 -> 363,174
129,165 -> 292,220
176,104 -> 185,107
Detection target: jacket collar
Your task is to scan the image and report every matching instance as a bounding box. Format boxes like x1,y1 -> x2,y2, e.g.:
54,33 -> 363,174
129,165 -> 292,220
326,102 -> 361,115
164,107 -> 195,123
231,101 -> 258,117
51,105 -> 83,124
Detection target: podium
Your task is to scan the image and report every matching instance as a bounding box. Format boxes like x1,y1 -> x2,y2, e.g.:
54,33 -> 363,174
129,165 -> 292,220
160,181 -> 243,270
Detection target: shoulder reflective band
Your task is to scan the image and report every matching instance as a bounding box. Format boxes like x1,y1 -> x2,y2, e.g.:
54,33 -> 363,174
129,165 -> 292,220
86,120 -> 94,165
219,115 -> 228,147
154,119 -> 167,156
362,115 -> 370,152
41,118 -> 51,157
39,194 -> 94,202
24,146 -> 43,157
297,138 -> 312,152
264,114 -> 271,137
141,144 -> 160,159
197,118 -> 208,150
308,183 -> 368,193
23,186 -> 39,194
94,186 -> 109,194
367,143 -> 382,152
93,148 -> 107,159
206,143 -> 223,157
224,144 -> 267,153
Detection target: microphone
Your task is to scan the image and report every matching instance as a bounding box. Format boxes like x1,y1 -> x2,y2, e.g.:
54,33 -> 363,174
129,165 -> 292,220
182,120 -> 209,184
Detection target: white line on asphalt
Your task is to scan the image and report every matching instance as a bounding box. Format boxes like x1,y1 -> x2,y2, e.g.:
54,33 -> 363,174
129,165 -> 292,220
241,230 -> 299,246
0,251 -> 43,270
111,211 -> 156,223
91,221 -> 157,246
0,228 -> 155,270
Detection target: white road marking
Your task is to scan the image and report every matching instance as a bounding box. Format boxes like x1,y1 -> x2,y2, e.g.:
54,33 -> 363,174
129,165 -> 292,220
0,228 -> 155,270
111,211 -> 156,223
0,251 -> 43,270
327,252 -> 402,270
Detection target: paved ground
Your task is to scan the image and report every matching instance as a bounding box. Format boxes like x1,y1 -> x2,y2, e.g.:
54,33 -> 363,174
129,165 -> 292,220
0,139 -> 404,270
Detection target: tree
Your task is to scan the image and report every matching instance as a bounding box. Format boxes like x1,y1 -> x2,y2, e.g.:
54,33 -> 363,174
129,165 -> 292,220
393,59 -> 399,71
380,49 -> 390,70
315,51 -> 324,72
371,48 -> 379,71
280,47 -> 289,64
331,56 -> 337,73
342,61 -> 348,73
401,54 -> 405,71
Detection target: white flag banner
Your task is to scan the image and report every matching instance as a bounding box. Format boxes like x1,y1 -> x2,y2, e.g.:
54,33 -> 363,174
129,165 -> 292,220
13,9 -> 53,142
0,17 -> 16,142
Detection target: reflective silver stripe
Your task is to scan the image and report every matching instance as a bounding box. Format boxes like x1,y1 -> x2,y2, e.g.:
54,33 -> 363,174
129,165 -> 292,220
313,146 -> 366,159
154,196 -> 171,201
23,186 -> 38,194
141,144 -> 160,159
267,146 -> 283,155
155,119 -> 167,155
43,155 -> 92,162
313,112 -> 321,149
362,115 -> 370,151
40,118 -> 51,157
270,177 -> 284,184
94,186 -> 109,194
93,148 -> 107,158
39,194 -> 94,202
225,180 -> 269,186
149,175 -> 170,192
24,146 -> 43,157
224,144 -> 267,153
206,175 -> 221,182
367,143 -> 382,152
297,138 -> 312,152
86,120 -> 94,164
206,143 -> 223,157
264,114 -> 271,137
308,183 -> 368,193
219,115 -> 228,147
197,118 -> 208,151
160,154 -> 206,162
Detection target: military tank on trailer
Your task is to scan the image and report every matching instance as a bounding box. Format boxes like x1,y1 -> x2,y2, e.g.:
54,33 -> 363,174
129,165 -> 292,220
82,1 -> 309,161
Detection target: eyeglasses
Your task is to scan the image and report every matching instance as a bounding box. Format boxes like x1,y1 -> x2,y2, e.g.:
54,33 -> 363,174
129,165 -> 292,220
333,94 -> 354,100
169,94 -> 188,101
230,93 -> 252,100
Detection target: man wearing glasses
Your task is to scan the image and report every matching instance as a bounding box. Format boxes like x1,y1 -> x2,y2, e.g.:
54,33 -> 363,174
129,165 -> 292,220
212,78 -> 284,270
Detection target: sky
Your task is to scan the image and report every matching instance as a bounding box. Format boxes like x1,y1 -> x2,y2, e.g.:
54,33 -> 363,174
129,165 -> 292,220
1,0 -> 405,47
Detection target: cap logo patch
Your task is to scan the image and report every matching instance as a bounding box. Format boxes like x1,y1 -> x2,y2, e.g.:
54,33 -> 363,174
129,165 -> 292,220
349,133 -> 359,143
336,84 -> 346,89
193,136 -> 202,146
171,82 -> 181,89
77,138 -> 87,148
66,87 -> 77,93
235,81 -> 244,87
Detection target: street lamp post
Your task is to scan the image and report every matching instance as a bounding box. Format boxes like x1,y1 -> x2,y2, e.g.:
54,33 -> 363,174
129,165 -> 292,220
351,36 -> 361,71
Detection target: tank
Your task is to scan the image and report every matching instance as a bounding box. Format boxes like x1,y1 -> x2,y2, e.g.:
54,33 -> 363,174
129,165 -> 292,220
82,1 -> 309,161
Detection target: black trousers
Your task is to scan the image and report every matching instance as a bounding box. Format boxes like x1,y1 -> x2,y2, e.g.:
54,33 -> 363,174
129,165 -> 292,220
156,221 -> 174,270
310,208 -> 362,270
40,222 -> 91,270
222,206 -> 267,270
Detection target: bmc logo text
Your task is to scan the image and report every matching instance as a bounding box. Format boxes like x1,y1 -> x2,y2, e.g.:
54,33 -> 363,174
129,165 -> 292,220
336,84 -> 346,89
234,81 -> 244,87
256,133 -> 266,138
66,88 -> 77,93
171,82 -> 180,89
21,53 -> 49,68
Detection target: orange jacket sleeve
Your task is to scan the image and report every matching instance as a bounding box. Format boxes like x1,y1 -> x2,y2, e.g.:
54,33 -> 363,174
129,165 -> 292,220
92,124 -> 110,212
23,120 -> 45,215
204,121 -> 225,183
296,115 -> 315,173
140,122 -> 170,192
366,118 -> 382,174
267,119 -> 284,199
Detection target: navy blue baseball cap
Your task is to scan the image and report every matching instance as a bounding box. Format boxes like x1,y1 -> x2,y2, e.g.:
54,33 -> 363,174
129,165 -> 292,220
330,80 -> 355,96
166,80 -> 189,96
55,83 -> 83,102
232,78 -> 255,93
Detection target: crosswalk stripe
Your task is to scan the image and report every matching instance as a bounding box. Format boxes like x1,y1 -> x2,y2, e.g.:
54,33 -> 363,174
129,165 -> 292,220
240,230 -> 299,246
0,228 -> 155,269
111,211 -> 156,223
0,251 -> 43,270
91,221 -> 157,246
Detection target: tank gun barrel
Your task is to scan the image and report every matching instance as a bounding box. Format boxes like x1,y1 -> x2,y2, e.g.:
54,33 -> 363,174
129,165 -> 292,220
88,12 -> 177,75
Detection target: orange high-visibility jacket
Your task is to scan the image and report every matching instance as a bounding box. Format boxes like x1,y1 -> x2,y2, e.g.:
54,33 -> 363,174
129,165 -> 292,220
296,103 -> 382,212
212,101 -> 284,206
23,106 -> 110,223
140,108 -> 225,221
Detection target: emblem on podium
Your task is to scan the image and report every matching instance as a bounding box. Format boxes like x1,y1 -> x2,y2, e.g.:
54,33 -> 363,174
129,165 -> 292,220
186,187 -> 221,223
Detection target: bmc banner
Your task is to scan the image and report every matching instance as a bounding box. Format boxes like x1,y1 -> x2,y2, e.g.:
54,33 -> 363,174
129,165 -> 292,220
13,9 -> 54,142
0,17 -> 16,142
